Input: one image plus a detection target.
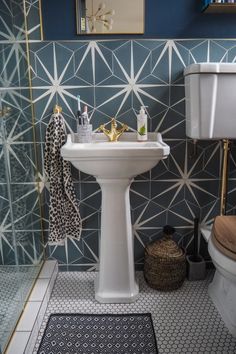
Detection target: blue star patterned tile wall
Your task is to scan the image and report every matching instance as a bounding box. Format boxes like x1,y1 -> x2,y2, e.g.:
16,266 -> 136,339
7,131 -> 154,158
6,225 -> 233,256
0,0 -> 43,265
27,38 -> 236,270
0,0 -> 41,41
1,1 -> 236,269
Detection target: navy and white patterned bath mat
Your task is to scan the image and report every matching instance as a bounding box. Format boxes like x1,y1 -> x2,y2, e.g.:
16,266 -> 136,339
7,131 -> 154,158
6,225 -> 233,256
37,313 -> 158,354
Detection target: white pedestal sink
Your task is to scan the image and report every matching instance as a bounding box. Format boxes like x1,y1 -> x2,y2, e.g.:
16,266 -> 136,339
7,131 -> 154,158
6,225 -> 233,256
61,132 -> 169,303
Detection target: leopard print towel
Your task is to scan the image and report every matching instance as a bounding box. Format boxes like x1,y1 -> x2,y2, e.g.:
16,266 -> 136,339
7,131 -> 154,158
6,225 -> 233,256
44,112 -> 82,245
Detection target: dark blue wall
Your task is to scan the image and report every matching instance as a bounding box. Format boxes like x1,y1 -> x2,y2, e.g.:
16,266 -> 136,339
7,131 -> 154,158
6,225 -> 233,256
41,0 -> 236,40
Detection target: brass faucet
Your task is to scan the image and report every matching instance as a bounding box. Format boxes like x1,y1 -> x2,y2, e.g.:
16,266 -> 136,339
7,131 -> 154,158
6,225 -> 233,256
98,118 -> 129,142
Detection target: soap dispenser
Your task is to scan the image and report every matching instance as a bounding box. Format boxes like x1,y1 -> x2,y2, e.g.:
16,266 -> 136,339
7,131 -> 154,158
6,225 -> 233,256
137,106 -> 148,141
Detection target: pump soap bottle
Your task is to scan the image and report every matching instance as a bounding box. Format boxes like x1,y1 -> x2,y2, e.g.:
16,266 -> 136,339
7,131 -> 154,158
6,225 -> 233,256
137,106 -> 148,141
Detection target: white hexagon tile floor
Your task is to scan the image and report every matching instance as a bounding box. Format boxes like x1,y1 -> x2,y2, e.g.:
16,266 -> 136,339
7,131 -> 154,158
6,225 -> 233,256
33,271 -> 236,354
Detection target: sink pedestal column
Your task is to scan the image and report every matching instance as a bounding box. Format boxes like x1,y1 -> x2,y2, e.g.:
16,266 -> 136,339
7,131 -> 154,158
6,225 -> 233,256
95,178 -> 139,303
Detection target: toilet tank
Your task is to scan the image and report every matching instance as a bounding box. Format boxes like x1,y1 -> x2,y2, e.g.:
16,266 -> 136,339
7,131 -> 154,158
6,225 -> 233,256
184,63 -> 236,139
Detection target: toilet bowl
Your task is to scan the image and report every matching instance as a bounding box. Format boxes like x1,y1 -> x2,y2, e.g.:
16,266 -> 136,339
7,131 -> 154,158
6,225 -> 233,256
208,216 -> 236,337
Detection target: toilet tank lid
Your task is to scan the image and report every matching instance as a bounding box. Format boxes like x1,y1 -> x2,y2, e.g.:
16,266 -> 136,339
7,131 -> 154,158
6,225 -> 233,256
184,62 -> 236,76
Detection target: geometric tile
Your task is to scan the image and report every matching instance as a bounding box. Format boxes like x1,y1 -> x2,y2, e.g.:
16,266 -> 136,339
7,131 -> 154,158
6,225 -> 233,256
27,37 -> 236,268
32,271 -> 236,354
2,1 -> 236,349
2,0 -> 236,272
0,0 -> 43,268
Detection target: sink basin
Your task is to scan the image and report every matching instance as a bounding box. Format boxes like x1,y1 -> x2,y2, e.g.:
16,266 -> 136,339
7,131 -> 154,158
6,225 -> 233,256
61,132 -> 170,303
61,132 -> 169,178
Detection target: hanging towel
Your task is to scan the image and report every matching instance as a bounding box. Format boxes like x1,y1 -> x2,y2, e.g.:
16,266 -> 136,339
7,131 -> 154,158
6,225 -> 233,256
44,112 -> 82,245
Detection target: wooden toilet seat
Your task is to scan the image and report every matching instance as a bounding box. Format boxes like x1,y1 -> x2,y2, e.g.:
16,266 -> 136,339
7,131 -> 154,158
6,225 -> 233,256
212,216 -> 236,261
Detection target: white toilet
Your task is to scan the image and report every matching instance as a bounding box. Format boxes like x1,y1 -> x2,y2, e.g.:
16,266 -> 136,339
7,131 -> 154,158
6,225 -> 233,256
208,216 -> 236,336
184,63 -> 236,336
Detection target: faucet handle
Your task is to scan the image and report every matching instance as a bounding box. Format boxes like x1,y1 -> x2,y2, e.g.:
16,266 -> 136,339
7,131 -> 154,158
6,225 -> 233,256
122,123 -> 129,131
98,124 -> 105,131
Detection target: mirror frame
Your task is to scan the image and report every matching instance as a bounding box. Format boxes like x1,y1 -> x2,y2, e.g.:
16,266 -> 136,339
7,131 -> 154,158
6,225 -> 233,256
76,0 -> 145,35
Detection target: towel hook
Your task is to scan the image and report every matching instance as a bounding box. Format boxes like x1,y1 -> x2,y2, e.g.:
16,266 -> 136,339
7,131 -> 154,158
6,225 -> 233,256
53,105 -> 62,114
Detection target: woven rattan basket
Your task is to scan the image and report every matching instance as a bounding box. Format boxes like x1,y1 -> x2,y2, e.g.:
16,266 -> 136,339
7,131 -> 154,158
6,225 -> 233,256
144,229 -> 186,291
